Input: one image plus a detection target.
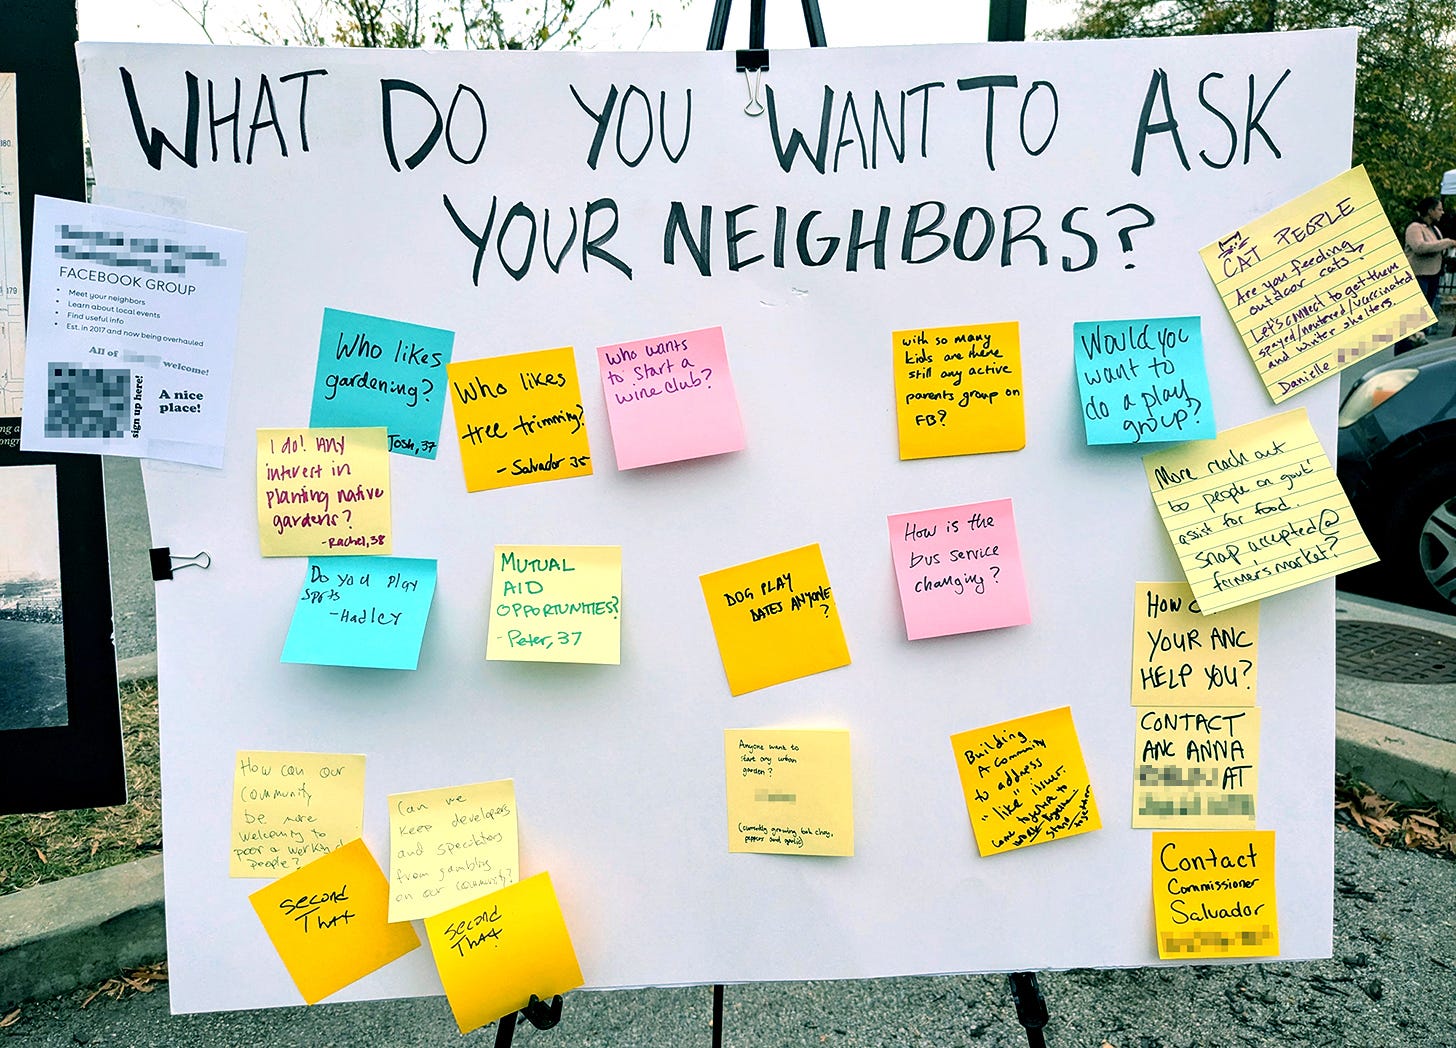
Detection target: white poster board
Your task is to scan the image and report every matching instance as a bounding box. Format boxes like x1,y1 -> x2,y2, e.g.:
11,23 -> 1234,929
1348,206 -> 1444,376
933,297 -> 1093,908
79,31 -> 1354,1014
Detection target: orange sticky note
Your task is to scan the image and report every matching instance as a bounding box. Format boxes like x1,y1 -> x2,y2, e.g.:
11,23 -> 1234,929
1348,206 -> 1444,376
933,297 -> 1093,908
893,322 -> 1025,460
1152,830 -> 1278,959
249,838 -> 420,1005
699,544 -> 851,695
447,348 -> 592,492
951,706 -> 1101,856
425,871 -> 584,1035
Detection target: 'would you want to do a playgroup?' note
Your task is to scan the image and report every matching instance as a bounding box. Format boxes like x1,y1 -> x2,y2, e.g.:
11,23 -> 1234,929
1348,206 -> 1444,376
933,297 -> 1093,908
1073,317 -> 1214,445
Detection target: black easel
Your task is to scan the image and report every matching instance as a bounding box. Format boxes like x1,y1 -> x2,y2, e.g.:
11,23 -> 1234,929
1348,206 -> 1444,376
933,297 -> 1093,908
493,994 -> 564,1048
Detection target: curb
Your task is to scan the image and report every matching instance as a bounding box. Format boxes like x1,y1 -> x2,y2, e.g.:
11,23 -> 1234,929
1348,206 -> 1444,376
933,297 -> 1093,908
1335,709 -> 1456,811
0,854 -> 165,1009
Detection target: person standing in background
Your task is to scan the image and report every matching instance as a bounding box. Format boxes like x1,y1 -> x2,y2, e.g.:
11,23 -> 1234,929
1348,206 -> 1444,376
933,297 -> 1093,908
1404,196 -> 1455,343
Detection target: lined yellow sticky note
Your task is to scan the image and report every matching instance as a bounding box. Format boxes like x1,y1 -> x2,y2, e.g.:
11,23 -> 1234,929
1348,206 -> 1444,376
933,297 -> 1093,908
1201,166 -> 1432,402
1152,830 -> 1278,959
448,347 -> 592,492
231,751 -> 366,877
257,427 -> 392,557
388,779 -> 519,923
486,545 -> 621,664
1143,408 -> 1377,614
1134,707 -> 1260,828
1131,582 -> 1258,705
724,729 -> 853,856
249,838 -> 421,1004
893,322 -> 1025,459
425,871 -> 584,1035
951,706 -> 1101,856
699,544 -> 851,695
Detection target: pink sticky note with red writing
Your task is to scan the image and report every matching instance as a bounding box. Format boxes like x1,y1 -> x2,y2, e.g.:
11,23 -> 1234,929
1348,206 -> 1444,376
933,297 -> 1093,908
887,499 -> 1031,640
597,326 -> 746,470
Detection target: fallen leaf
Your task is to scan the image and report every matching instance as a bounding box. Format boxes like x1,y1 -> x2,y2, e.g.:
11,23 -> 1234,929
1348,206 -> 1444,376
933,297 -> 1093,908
0,1008 -> 19,1028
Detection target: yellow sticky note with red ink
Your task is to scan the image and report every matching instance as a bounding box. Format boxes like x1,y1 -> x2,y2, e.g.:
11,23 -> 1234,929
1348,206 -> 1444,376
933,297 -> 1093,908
699,544 -> 850,695
1131,582 -> 1259,705
724,729 -> 853,856
424,872 -> 584,1035
1152,830 -> 1278,959
249,838 -> 421,1005
447,347 -> 591,491
893,322 -> 1025,460
256,427 -> 391,557
951,706 -> 1101,856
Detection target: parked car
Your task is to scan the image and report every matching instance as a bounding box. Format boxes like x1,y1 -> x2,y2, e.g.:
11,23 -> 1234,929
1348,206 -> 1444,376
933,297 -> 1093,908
1337,335 -> 1456,613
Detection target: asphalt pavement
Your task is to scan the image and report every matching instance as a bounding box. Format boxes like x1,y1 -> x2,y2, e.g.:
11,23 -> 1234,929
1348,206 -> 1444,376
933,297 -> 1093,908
0,456 -> 1452,1046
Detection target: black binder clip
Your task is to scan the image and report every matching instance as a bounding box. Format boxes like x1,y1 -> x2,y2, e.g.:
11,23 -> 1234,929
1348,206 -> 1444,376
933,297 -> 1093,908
707,0 -> 827,117
149,548 -> 212,582
493,994 -> 564,1048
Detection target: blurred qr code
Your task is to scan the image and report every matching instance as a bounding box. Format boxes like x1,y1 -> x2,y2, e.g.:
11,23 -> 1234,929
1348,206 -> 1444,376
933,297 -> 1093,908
45,365 -> 131,438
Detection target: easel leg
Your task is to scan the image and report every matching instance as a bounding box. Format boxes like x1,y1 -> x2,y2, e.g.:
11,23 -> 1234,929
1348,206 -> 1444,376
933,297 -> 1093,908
1008,972 -> 1049,1048
712,983 -> 725,1048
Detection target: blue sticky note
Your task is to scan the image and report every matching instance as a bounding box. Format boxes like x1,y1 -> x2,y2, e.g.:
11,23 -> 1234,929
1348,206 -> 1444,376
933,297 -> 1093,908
310,308 -> 454,459
1073,316 -> 1215,445
282,557 -> 438,670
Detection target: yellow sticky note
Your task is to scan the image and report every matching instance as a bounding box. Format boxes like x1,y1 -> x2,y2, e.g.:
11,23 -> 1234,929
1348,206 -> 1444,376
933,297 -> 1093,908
231,751 -> 366,877
448,348 -> 592,492
425,871 -> 584,1035
388,779 -> 519,923
699,544 -> 851,695
724,729 -> 853,856
1131,582 -> 1258,705
257,427 -> 392,557
1133,708 -> 1260,828
486,545 -> 621,664
1152,830 -> 1278,959
893,322 -> 1025,459
1143,408 -> 1377,614
1200,166 -> 1432,402
249,838 -> 421,1005
951,706 -> 1101,856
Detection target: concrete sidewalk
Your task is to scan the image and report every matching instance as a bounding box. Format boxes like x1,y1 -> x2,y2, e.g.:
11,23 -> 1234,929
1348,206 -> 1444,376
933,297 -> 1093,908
2,591 -> 1453,1012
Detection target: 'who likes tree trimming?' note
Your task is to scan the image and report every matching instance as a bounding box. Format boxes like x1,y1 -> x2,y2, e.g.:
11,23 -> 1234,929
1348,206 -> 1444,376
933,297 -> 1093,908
1200,166 -> 1432,402
1142,408 -> 1376,614
597,326 -> 745,469
1073,317 -> 1214,445
19,197 -> 246,466
256,427 -> 392,557
893,322 -> 1025,460
310,307 -> 454,459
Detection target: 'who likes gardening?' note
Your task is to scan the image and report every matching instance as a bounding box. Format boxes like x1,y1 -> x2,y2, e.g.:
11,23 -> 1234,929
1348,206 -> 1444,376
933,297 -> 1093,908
1201,165 -> 1432,403
1143,408 -> 1376,614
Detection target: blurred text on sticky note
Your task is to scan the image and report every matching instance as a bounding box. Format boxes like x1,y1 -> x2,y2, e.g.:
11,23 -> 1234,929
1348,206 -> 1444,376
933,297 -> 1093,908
724,729 -> 853,856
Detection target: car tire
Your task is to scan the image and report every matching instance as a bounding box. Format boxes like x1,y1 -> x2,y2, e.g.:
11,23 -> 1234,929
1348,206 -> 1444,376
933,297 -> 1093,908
1384,461 -> 1456,613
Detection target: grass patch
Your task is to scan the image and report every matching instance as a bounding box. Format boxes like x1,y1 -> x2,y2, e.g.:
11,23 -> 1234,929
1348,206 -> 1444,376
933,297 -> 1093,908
0,677 -> 161,895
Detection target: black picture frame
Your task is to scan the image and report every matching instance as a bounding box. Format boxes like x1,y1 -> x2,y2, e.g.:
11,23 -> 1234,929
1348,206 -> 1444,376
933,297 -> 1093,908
0,419 -> 125,814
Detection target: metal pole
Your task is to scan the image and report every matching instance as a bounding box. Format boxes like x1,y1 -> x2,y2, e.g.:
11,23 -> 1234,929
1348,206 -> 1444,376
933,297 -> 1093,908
988,0 -> 1028,42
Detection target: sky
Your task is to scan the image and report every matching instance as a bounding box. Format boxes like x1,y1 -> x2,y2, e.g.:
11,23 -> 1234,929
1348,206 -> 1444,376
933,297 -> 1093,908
76,0 -> 1073,50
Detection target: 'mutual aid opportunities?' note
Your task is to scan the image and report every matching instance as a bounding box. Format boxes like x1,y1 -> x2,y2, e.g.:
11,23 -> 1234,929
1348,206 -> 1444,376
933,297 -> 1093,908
19,197 -> 246,466
250,838 -> 421,1005
1133,707 -> 1260,829
950,706 -> 1101,856
448,347 -> 591,491
893,322 -> 1024,460
230,751 -> 366,877
1143,408 -> 1376,614
1201,165 -> 1432,403
310,307 -> 454,459
256,427 -> 392,557
724,729 -> 854,856
388,779 -> 518,923
281,556 -> 438,670
597,326 -> 745,469
1152,830 -> 1278,960
1131,582 -> 1258,705
1073,317 -> 1214,445
486,545 -> 621,664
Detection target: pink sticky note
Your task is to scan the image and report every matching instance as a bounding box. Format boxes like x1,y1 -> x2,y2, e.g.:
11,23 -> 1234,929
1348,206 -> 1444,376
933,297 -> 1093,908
887,499 -> 1031,640
597,327 -> 745,470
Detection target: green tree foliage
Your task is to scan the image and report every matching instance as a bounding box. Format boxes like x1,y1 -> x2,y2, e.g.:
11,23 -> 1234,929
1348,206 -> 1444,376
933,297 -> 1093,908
1049,0 -> 1456,230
